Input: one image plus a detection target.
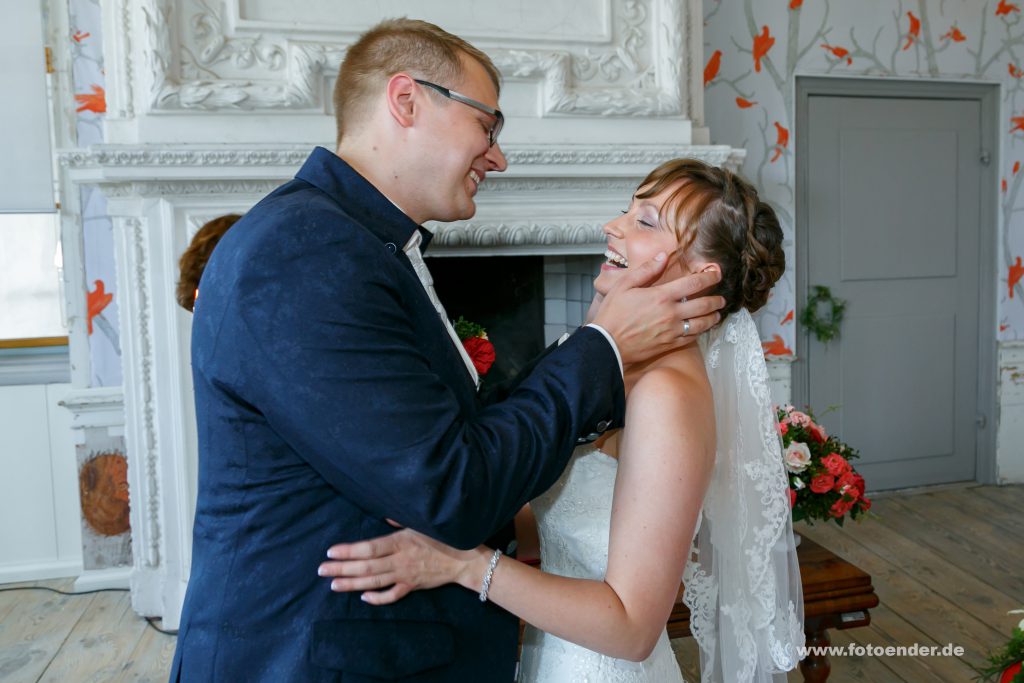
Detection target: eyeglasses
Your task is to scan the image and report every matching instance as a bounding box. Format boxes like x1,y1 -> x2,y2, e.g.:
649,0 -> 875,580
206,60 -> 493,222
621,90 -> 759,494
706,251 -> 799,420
414,79 -> 504,147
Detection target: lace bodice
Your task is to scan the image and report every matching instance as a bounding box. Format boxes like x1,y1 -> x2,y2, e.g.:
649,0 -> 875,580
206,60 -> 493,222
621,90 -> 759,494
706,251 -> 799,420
518,446 -> 685,683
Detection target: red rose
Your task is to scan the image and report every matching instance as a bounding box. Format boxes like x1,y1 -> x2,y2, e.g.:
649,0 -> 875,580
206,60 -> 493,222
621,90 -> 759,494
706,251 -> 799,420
810,474 -> 835,494
788,488 -> 797,508
821,452 -> 851,477
852,473 -> 865,492
462,336 -> 496,376
859,496 -> 872,512
834,471 -> 859,496
830,496 -> 855,517
808,423 -> 827,444
779,421 -> 789,436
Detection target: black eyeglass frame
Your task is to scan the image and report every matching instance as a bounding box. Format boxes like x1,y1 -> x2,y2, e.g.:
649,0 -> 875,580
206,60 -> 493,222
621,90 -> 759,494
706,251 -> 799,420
413,79 -> 504,147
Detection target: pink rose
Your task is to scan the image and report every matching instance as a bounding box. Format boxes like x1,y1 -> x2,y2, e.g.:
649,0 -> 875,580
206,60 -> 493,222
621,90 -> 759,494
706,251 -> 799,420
778,420 -> 789,437
789,411 -> 812,427
783,442 -> 812,473
821,452 -> 851,477
810,474 -> 835,494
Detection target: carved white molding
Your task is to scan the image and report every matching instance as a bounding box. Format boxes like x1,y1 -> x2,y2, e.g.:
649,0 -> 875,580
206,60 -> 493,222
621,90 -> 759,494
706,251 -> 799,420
115,216 -> 161,570
429,222 -> 605,250
58,144 -> 743,171
131,0 -> 695,116
58,387 -> 125,430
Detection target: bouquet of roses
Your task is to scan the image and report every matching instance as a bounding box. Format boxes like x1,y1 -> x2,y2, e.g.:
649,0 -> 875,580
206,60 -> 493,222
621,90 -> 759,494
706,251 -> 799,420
778,404 -> 871,526
454,317 -> 496,377
974,609 -> 1024,682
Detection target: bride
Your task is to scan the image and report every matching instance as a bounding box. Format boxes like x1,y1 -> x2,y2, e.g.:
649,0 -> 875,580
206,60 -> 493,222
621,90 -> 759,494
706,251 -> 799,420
318,158 -> 804,682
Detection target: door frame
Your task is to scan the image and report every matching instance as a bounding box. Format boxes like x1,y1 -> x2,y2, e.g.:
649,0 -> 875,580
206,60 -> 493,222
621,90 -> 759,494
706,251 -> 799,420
794,76 -> 999,485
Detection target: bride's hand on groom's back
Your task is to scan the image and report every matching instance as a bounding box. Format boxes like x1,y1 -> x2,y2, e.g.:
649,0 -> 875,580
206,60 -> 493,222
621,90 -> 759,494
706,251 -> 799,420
319,527 -> 490,605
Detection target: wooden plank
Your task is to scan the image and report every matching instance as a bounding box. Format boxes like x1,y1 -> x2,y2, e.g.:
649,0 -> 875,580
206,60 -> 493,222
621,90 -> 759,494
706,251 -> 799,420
872,496 -> 1024,601
790,628 -> 901,683
942,487 -> 1024,540
896,492 -> 1024,565
113,620 -> 176,683
670,636 -> 701,682
37,590 -> 147,683
825,500 -> 1020,628
798,518 -> 1005,662
0,584 -> 92,683
843,601 -> 980,682
972,483 -> 1024,509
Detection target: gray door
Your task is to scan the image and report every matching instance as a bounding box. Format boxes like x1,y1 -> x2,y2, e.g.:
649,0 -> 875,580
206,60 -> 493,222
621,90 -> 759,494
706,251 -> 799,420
801,92 -> 986,490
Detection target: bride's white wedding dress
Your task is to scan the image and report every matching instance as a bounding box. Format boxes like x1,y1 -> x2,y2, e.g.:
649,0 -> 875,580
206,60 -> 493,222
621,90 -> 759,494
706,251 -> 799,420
519,444 -> 686,683
517,310 -> 804,683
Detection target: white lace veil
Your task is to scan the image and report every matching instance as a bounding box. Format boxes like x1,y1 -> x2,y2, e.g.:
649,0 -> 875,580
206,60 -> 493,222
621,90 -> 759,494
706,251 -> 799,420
684,309 -> 804,682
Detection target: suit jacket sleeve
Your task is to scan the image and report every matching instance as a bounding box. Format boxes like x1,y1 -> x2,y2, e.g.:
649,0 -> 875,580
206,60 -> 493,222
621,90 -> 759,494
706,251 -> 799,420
209,230 -> 625,550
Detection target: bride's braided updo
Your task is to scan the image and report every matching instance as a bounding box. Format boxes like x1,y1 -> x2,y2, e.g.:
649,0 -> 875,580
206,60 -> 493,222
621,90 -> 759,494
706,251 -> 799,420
635,158 -> 785,316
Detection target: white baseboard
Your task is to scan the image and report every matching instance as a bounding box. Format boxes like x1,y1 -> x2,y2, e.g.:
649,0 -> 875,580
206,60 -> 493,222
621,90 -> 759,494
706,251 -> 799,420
73,566 -> 131,592
0,559 -> 82,585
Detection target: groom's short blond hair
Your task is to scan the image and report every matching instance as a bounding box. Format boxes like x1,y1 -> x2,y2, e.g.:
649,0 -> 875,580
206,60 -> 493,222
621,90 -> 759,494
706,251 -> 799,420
332,18 -> 501,146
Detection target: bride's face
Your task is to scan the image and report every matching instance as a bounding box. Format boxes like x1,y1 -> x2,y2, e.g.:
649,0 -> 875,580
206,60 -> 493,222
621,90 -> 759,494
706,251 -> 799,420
594,183 -> 686,296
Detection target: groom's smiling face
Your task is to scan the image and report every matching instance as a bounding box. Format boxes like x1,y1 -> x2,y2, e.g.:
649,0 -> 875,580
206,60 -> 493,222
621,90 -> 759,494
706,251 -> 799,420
594,183 -> 686,296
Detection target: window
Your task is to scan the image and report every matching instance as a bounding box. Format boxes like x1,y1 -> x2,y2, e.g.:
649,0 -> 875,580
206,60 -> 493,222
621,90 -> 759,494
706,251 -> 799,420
0,213 -> 66,344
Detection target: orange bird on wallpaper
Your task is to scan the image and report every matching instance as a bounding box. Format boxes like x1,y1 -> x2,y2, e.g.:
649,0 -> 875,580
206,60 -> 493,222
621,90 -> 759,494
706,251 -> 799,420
903,12 -> 921,50
1014,161 -> 1020,174
821,44 -> 852,65
997,0 -> 1020,16
1010,63 -> 1024,78
1004,178 -> 1009,193
771,122 -> 789,162
789,0 -> 803,8
704,50 -> 722,87
736,97 -> 757,108
753,26 -> 775,73
87,280 -> 113,334
941,26 -> 967,42
1010,257 -> 1024,298
72,30 -> 90,43
75,85 -> 106,114
1011,116 -> 1024,133
782,310 -> 795,324
762,335 -> 793,356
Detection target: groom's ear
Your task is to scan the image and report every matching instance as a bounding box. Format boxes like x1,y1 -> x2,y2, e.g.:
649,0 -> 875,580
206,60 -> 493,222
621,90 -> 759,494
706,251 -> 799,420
385,73 -> 418,130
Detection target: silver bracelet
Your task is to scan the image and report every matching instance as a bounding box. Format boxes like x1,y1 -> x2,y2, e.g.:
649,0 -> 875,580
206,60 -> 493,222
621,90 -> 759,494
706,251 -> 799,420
478,548 -> 503,602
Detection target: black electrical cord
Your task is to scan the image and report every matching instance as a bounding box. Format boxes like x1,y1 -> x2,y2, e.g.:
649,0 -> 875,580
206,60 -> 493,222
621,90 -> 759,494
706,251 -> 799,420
0,586 -> 178,635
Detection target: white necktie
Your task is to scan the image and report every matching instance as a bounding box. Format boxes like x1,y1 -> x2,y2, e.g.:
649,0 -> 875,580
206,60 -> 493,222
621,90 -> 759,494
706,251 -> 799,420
404,232 -> 480,388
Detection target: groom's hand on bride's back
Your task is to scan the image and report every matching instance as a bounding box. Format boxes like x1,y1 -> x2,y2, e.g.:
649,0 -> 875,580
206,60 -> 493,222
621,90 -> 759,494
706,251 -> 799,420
592,252 -> 724,365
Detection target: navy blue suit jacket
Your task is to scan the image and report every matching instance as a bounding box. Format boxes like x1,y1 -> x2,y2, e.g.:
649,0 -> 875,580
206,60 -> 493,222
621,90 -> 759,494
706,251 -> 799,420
170,147 -> 625,681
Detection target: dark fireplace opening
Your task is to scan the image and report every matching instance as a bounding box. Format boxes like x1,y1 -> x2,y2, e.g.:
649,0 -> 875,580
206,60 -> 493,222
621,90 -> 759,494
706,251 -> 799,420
430,256 -> 545,387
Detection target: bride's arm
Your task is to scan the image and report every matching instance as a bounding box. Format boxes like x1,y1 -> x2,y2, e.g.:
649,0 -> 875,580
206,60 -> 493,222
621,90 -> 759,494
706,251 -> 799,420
320,366 -> 714,662
481,367 -> 715,660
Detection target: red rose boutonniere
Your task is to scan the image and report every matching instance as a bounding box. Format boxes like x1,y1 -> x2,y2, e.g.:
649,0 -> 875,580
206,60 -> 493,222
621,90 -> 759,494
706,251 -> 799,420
454,317 -> 496,377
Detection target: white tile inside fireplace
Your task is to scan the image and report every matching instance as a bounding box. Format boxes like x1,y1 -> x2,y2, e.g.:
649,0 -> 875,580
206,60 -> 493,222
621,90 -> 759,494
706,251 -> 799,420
543,255 -> 604,345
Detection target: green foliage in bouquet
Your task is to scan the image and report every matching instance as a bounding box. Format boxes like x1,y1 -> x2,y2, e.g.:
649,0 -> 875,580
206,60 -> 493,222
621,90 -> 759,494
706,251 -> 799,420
778,405 -> 871,526
974,611 -> 1024,683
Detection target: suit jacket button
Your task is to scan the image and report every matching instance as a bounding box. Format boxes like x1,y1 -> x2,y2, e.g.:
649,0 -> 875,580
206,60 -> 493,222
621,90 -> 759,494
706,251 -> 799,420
596,419 -> 611,432
384,242 -> 397,253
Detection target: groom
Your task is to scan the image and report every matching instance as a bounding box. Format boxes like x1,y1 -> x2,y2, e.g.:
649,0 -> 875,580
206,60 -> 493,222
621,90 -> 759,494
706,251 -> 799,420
170,17 -> 723,682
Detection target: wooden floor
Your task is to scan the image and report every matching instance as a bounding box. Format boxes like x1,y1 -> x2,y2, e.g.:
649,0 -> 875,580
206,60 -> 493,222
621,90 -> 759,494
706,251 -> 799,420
0,484 -> 1020,682
672,483 -> 1024,682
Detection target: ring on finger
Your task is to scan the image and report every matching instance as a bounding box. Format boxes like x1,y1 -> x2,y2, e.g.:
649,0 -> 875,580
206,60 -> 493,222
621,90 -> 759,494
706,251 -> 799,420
683,319 -> 691,336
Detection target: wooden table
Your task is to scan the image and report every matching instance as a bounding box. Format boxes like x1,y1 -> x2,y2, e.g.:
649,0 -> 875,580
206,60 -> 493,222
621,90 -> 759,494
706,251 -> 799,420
667,534 -> 879,682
